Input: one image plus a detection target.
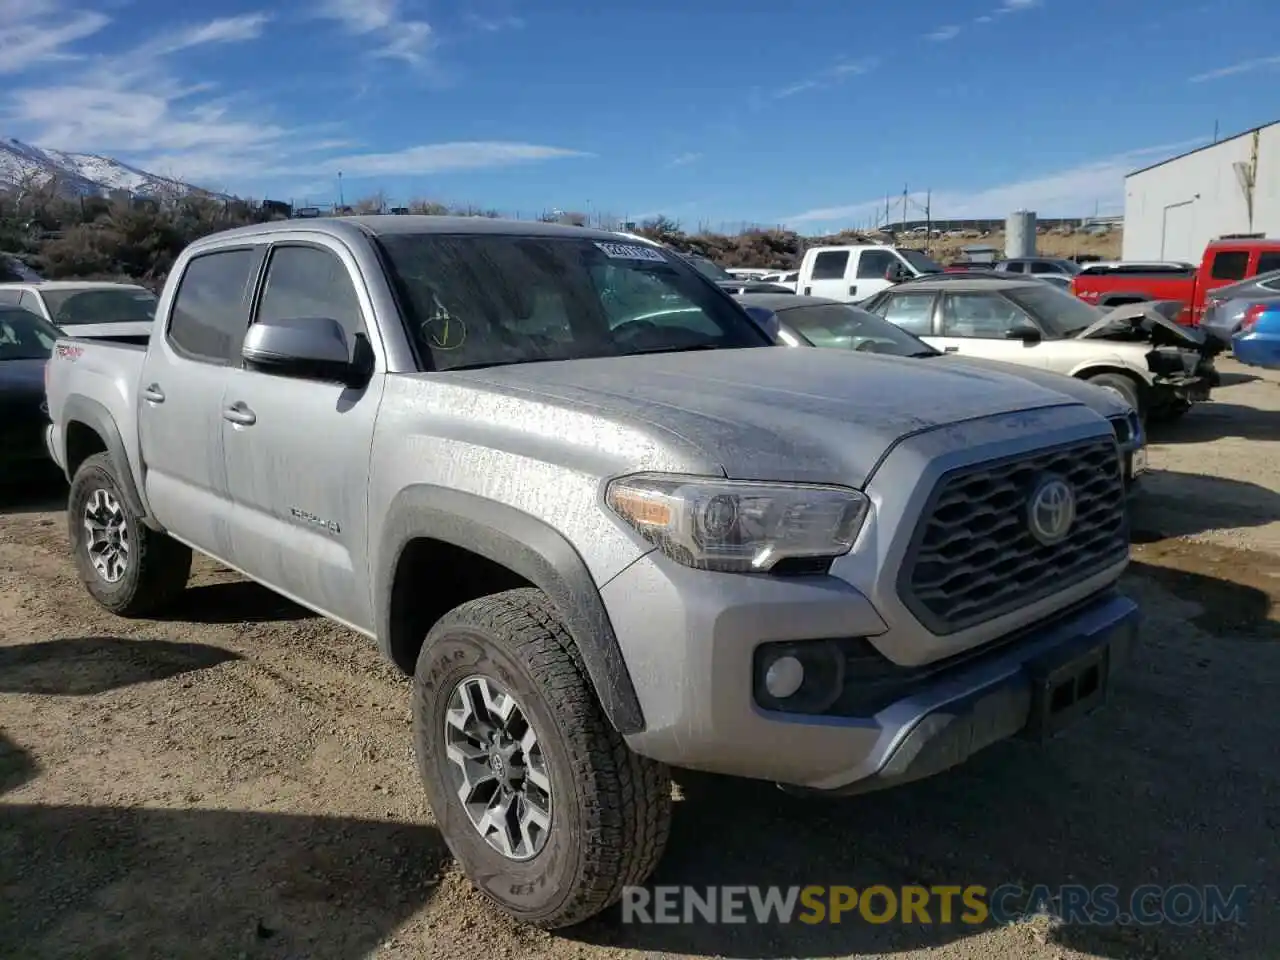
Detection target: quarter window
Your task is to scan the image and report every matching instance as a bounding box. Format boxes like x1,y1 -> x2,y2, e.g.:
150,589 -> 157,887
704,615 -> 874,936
167,249 -> 259,363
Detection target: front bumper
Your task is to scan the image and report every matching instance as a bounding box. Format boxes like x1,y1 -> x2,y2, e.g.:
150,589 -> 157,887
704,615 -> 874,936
605,548 -> 1140,793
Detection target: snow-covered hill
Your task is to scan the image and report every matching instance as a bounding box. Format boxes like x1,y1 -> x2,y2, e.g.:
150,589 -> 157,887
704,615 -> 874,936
0,137 -> 219,199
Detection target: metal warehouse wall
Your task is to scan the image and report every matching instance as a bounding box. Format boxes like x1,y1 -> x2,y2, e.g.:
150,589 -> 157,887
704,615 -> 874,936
1122,122 -> 1280,261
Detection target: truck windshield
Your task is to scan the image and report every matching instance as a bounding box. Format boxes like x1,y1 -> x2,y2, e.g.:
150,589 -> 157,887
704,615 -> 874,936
40,287 -> 157,326
377,234 -> 772,371
899,249 -> 944,274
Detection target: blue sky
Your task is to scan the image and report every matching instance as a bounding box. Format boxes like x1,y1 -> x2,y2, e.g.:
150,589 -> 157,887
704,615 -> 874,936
1,0 -> 1277,232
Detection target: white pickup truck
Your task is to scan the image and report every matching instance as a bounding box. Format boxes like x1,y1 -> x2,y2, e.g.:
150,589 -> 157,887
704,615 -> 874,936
43,216 -> 1140,929
796,243 -> 944,303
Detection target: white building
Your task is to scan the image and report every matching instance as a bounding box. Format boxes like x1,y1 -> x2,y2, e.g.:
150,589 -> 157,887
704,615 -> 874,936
1122,120 -> 1280,261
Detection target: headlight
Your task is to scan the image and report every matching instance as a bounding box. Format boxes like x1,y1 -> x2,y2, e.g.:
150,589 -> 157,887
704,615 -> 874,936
605,473 -> 869,573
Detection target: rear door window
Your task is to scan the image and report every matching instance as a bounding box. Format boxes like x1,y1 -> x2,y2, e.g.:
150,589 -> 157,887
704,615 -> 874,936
856,250 -> 896,279
1255,252 -> 1280,275
874,292 -> 937,335
1210,251 -> 1249,281
810,251 -> 849,280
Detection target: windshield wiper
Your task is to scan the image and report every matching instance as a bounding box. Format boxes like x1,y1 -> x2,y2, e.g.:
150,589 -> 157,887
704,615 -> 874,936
909,350 -> 942,358
620,343 -> 722,357
440,358 -> 539,371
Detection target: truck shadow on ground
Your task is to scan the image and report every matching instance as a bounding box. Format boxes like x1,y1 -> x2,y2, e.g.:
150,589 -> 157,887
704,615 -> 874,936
157,580 -> 317,624
0,636 -> 242,696
1145,402 -> 1277,444
0,804 -> 449,960
1130,469 -> 1280,540
0,633 -> 448,959
0,474 -> 67,516
569,559 -> 1277,959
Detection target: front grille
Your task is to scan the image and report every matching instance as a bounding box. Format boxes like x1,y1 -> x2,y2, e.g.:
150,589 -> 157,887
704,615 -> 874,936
898,436 -> 1127,635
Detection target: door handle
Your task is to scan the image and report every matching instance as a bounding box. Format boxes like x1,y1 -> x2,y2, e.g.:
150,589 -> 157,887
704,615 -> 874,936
142,383 -> 165,403
944,346 -> 959,353
849,285 -> 858,297
222,401 -> 257,426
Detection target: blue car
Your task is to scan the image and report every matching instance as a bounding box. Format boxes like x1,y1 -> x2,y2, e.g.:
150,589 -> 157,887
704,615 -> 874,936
1231,304 -> 1280,369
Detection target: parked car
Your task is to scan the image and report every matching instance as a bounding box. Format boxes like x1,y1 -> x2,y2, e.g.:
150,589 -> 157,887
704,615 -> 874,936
1,305 -> 62,484
735,292 -> 1147,489
795,243 -> 944,303
1069,238 -> 1280,325
1030,274 -> 1073,290
1231,304 -> 1280,369
45,216 -> 1141,930
1200,267 -> 1280,347
0,281 -> 158,344
995,257 -> 1083,278
861,276 -> 1221,420
678,253 -> 794,294
760,269 -> 800,291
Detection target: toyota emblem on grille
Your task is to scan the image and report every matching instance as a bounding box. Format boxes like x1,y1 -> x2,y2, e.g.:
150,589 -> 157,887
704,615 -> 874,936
1027,475 -> 1075,545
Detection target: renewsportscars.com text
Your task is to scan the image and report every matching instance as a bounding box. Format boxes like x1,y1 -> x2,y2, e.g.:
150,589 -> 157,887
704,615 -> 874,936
621,884 -> 1248,927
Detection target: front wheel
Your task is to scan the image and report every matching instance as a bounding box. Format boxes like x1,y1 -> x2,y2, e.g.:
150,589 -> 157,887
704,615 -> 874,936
1085,372 -> 1144,419
413,588 -> 672,929
67,452 -> 192,616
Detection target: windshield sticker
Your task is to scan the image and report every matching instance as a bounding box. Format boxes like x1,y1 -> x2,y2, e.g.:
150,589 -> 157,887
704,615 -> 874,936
594,242 -> 668,263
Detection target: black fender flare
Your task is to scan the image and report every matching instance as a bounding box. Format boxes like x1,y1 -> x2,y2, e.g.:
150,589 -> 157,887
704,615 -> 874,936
374,484 -> 646,735
60,395 -> 156,528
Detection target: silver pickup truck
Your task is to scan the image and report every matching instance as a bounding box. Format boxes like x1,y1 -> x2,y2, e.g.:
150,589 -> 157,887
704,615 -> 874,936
44,217 -> 1141,929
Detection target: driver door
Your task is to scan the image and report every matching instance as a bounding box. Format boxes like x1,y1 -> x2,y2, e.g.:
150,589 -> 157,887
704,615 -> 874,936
220,238 -> 386,632
929,292 -> 1050,368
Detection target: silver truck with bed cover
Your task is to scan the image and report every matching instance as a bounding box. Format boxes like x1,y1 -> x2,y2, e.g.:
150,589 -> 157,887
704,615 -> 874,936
44,216 -> 1140,928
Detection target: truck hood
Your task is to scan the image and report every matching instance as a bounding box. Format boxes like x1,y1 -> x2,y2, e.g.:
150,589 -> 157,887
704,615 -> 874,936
446,347 -> 1083,487
1078,301 -> 1218,354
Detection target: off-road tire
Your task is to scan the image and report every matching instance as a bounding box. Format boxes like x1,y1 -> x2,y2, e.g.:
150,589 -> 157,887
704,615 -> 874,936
412,587 -> 672,929
67,452 -> 192,616
1085,371 -> 1144,419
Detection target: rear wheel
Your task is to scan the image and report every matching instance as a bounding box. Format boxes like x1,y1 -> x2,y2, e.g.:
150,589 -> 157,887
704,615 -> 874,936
412,587 -> 672,929
1085,372 -> 1144,418
67,453 -> 191,616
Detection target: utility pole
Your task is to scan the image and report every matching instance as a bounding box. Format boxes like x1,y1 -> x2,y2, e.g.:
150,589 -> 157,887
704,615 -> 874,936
924,189 -> 932,254
337,171 -> 344,208
902,184 -> 909,230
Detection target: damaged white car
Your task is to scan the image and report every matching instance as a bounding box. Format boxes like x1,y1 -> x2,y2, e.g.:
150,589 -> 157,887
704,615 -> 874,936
861,277 -> 1222,422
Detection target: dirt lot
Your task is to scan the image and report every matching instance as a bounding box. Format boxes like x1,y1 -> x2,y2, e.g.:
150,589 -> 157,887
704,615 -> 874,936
2,360 -> 1277,960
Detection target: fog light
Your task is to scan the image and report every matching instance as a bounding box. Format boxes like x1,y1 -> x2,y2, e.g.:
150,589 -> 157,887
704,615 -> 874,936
764,655 -> 805,698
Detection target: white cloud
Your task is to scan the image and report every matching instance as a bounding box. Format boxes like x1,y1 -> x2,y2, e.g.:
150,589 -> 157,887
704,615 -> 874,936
273,142 -> 593,179
1189,55 -> 1280,83
0,0 -> 108,74
316,0 -> 434,64
769,57 -> 878,100
778,138 -> 1209,228
143,13 -> 272,56
996,0 -> 1040,12
974,14 -> 994,22
1,5 -> 586,192
926,25 -> 961,41
667,152 -> 702,168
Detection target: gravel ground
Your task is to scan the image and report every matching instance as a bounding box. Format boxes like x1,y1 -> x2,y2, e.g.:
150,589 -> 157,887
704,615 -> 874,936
2,359 -> 1277,960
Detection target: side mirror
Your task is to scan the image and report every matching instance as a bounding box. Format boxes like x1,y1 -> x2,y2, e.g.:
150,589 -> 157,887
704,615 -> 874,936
241,317 -> 372,387
883,262 -> 911,283
1006,323 -> 1042,344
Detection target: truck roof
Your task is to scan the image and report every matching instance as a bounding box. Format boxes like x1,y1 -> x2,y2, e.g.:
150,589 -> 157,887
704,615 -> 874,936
0,280 -> 150,291
187,215 -> 631,252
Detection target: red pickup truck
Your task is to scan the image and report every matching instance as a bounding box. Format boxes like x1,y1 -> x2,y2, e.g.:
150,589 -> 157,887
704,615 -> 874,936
1070,237 -> 1280,326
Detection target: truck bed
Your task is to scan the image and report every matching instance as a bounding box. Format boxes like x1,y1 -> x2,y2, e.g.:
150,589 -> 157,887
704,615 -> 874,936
44,337 -> 146,483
